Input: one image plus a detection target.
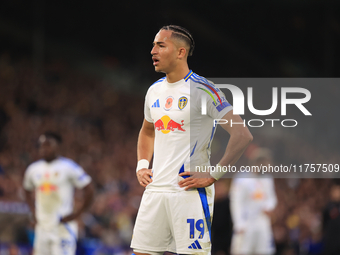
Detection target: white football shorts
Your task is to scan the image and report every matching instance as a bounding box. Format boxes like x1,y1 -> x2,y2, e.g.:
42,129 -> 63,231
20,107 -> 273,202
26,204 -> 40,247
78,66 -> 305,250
33,222 -> 77,255
131,186 -> 214,255
231,218 -> 275,255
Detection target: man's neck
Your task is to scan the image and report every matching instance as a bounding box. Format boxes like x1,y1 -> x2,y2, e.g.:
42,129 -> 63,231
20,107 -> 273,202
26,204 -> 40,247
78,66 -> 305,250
166,65 -> 190,83
44,155 -> 58,163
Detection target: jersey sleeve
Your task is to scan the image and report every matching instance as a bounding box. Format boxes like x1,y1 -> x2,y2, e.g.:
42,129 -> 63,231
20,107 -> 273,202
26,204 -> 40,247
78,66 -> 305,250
144,87 -> 153,123
23,166 -> 34,191
206,85 -> 233,119
194,80 -> 233,120
68,163 -> 92,189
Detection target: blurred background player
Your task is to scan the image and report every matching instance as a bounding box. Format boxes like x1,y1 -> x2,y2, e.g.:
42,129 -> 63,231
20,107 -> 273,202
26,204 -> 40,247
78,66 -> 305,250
23,132 -> 94,255
230,148 -> 277,255
131,25 -> 253,255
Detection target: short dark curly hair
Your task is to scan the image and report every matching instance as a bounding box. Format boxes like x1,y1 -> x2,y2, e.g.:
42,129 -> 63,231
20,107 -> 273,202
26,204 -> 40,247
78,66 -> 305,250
43,131 -> 62,144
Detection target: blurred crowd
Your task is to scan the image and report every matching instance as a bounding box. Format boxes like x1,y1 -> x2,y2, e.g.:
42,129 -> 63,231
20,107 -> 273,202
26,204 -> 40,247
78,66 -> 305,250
0,51 -> 339,255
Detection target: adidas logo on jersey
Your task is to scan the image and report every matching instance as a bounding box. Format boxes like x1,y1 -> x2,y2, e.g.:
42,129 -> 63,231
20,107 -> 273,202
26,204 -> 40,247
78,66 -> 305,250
188,240 -> 202,249
151,99 -> 160,108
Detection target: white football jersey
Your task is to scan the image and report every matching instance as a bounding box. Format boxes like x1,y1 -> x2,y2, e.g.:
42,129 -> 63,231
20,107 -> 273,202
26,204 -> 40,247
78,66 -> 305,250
23,156 -> 91,230
229,174 -> 277,231
144,70 -> 232,192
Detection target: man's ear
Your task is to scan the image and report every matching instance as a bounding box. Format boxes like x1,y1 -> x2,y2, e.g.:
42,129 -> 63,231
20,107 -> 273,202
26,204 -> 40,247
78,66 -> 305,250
178,47 -> 188,59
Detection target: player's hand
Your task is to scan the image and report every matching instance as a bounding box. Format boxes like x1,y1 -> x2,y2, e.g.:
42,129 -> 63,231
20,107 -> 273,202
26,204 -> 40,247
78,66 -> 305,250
137,168 -> 153,187
263,210 -> 274,218
29,213 -> 37,226
60,213 -> 79,223
178,171 -> 216,190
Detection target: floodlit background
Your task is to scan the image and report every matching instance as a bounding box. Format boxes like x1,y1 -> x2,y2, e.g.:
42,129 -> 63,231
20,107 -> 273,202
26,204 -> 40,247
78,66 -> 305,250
0,1 -> 340,254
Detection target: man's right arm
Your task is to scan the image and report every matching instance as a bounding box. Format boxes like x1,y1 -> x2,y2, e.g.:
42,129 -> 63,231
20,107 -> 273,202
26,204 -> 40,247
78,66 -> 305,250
23,168 -> 36,224
24,189 -> 36,224
136,119 -> 155,187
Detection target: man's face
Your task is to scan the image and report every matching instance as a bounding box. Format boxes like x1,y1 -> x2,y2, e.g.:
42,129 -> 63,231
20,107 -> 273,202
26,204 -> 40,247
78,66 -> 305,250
38,135 -> 58,160
151,30 -> 178,73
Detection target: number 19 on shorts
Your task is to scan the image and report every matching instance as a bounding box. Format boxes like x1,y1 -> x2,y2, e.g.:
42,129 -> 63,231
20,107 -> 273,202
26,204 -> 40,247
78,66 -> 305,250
187,219 -> 204,239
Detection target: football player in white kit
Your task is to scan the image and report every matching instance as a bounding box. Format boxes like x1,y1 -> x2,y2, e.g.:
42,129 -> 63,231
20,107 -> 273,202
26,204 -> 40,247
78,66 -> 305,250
23,132 -> 94,255
230,148 -> 277,255
130,25 -> 253,255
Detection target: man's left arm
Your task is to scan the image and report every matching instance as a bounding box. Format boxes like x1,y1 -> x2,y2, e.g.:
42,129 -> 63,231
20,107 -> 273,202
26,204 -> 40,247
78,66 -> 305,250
263,178 -> 277,217
61,182 -> 94,223
179,110 -> 253,190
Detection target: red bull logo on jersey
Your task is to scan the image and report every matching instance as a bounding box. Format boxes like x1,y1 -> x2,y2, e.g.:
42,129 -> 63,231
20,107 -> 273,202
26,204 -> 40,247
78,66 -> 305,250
252,190 -> 264,200
39,173 -> 58,194
154,115 -> 185,134
39,181 -> 58,194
